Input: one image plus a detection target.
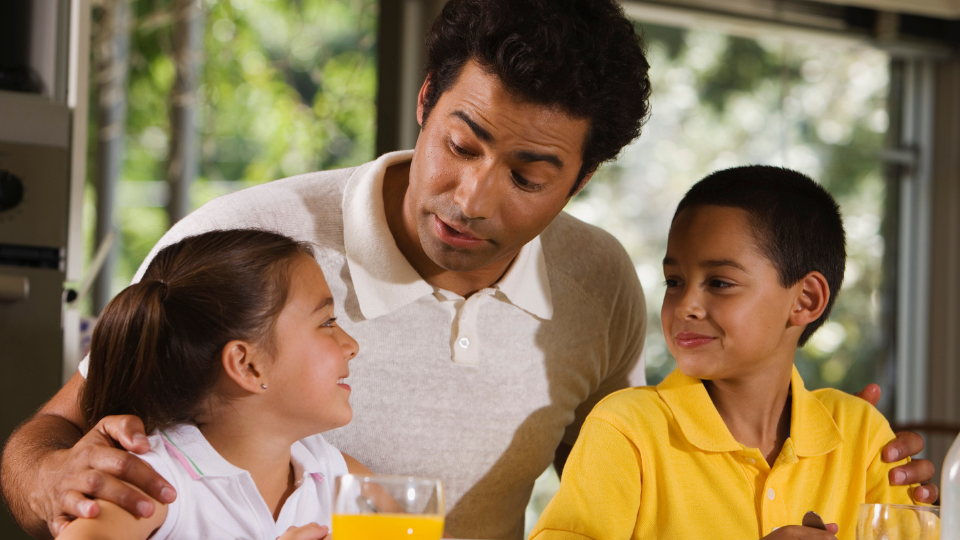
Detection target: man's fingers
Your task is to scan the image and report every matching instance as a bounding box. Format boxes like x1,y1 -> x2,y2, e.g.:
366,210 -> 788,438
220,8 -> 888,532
50,514 -> 76,537
76,468 -> 156,518
913,483 -> 940,504
59,489 -> 99,519
88,445 -> 176,504
884,431 -> 925,463
853,383 -> 881,408
96,415 -> 151,453
889,457 -> 936,486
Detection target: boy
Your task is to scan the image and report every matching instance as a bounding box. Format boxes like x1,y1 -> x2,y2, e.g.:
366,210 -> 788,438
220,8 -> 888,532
529,166 -> 915,540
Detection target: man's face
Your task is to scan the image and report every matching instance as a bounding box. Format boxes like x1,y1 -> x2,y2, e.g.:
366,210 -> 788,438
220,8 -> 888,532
406,60 -> 591,273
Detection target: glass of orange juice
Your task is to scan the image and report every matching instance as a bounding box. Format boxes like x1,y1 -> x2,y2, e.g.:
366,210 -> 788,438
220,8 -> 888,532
332,474 -> 445,540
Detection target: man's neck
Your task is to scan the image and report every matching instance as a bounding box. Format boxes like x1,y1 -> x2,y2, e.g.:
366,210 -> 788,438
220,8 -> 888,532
382,162 -> 517,297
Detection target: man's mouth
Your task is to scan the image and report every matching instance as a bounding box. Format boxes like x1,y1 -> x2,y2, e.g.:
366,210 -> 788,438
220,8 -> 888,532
433,215 -> 488,249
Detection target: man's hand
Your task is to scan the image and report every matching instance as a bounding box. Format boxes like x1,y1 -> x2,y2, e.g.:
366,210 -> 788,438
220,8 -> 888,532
33,415 -> 176,537
854,384 -> 939,504
761,524 -> 839,540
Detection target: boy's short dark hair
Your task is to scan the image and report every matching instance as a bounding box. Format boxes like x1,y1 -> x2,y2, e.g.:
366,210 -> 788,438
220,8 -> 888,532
674,166 -> 846,346
422,0 -> 652,195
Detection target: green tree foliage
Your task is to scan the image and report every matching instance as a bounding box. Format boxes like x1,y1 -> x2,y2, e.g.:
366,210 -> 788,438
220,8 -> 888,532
87,0 -> 377,300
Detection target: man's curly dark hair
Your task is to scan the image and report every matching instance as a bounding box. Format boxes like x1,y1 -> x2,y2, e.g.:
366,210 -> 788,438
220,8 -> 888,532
421,0 -> 652,195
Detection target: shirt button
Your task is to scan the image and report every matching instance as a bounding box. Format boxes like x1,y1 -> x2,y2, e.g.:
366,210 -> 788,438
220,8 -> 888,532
767,488 -> 775,500
744,457 -> 756,464
458,337 -> 470,349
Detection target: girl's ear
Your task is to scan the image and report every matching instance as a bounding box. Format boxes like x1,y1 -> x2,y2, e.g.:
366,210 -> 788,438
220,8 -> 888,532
221,340 -> 266,394
789,271 -> 831,327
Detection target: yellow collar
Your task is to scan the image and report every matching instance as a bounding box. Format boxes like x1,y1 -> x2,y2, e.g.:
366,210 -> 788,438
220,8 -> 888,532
656,365 -> 843,457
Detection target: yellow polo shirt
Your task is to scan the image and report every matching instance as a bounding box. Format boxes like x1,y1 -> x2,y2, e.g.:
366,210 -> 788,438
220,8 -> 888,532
530,366 -> 914,540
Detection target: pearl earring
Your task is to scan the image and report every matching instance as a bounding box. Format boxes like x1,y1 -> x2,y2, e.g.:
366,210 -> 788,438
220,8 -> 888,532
260,383 -> 267,390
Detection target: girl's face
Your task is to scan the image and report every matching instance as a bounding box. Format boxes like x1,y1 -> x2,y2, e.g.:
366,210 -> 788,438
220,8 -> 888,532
263,255 -> 358,437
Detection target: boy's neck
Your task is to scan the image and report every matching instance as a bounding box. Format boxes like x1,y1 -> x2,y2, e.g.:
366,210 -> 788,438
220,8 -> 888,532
197,412 -> 300,521
703,363 -> 794,467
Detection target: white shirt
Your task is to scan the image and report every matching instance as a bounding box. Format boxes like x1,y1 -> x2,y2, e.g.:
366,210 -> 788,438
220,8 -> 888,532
138,424 -> 347,540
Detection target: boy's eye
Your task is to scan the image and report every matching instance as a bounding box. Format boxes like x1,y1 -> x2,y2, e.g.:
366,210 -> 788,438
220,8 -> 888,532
320,317 -> 337,328
664,278 -> 680,288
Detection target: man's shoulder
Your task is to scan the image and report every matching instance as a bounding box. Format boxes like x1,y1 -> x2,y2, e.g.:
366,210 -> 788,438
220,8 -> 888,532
192,162 -> 367,220
540,211 -> 641,306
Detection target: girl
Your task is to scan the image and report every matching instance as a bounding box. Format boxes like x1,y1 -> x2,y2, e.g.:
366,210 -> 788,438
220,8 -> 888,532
59,229 -> 366,540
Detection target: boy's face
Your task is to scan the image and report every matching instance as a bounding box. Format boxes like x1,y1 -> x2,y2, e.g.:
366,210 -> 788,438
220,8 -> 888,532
661,205 -> 805,381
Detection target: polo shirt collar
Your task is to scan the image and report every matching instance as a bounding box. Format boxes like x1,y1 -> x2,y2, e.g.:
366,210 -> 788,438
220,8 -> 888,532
657,365 -> 843,457
159,424 -> 326,480
342,150 -> 553,321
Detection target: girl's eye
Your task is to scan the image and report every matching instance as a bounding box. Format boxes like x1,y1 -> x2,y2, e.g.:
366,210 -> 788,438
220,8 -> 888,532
320,317 -> 337,328
664,278 -> 680,288
709,279 -> 733,289
512,171 -> 544,191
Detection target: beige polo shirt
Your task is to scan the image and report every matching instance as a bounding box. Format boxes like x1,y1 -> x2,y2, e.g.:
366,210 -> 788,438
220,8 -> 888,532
96,150 -> 647,539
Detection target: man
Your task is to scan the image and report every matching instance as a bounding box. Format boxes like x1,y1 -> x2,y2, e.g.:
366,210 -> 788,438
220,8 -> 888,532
0,1 -> 937,539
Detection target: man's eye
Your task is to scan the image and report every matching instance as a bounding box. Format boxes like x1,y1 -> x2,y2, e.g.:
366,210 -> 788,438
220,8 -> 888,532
450,141 -> 473,156
512,171 -> 543,190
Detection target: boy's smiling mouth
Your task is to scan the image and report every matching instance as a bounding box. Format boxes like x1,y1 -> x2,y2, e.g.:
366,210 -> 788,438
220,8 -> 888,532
675,332 -> 716,348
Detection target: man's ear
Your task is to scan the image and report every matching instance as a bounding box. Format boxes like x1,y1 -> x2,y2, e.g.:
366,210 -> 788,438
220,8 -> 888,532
416,72 -> 433,127
789,271 -> 831,327
220,340 -> 266,394
569,168 -> 596,198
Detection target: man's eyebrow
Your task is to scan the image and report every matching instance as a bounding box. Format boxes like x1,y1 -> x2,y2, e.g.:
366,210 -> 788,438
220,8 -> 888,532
452,110 -> 493,143
313,297 -> 334,313
514,150 -> 563,170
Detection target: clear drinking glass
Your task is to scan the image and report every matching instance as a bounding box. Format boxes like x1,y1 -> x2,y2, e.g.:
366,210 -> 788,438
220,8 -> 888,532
857,503 -> 941,540
332,474 -> 445,540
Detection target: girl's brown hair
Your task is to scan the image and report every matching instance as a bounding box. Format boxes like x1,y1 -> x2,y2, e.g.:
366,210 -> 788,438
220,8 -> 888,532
81,229 -> 314,432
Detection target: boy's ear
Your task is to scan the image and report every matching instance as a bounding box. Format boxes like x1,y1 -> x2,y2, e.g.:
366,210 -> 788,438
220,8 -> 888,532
789,271 -> 831,327
221,340 -> 267,394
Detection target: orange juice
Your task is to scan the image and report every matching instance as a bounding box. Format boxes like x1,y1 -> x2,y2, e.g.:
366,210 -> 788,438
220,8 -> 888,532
332,514 -> 444,540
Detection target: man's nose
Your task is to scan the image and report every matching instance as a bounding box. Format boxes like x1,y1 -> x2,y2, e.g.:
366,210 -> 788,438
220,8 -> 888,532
454,162 -> 500,220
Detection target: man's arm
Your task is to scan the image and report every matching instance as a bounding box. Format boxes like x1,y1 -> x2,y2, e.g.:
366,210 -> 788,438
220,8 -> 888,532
0,372 -> 175,539
854,383 -> 938,503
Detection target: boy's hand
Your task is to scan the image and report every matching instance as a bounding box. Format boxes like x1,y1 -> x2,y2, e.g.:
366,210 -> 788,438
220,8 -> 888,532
278,523 -> 329,540
854,384 -> 939,504
760,523 -> 839,539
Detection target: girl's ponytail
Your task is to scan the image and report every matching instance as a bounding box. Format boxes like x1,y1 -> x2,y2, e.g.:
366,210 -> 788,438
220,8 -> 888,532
82,279 -> 169,430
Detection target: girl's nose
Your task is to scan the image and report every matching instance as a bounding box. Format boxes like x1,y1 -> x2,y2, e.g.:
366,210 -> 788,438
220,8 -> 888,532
339,329 -> 359,360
